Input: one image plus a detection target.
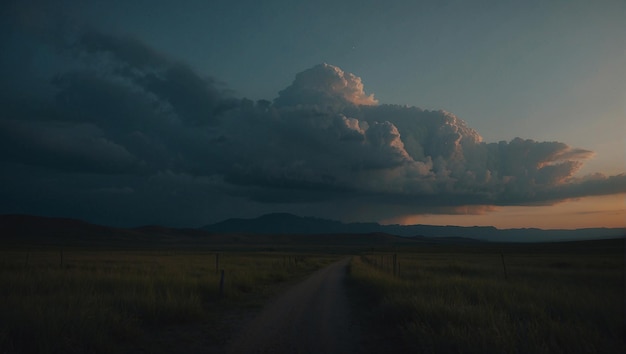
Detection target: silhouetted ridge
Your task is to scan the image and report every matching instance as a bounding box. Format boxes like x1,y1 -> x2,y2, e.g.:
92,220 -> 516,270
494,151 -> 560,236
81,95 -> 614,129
205,213 -> 351,234
202,214 -> 625,242
2,214 -> 623,245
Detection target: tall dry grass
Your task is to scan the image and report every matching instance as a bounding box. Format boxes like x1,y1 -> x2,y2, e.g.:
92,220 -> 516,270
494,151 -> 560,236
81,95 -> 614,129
0,249 -> 336,353
348,247 -> 624,353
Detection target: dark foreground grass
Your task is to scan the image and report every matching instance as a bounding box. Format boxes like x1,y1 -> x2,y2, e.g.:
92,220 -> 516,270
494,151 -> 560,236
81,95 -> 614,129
348,240 -> 625,354
0,249 -> 338,353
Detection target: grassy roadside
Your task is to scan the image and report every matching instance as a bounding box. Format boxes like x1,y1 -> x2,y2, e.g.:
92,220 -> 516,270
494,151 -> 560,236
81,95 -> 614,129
0,248 -> 339,353
347,241 -> 625,354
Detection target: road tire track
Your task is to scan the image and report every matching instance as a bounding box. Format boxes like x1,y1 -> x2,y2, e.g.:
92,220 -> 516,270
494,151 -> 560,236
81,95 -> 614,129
228,257 -> 360,354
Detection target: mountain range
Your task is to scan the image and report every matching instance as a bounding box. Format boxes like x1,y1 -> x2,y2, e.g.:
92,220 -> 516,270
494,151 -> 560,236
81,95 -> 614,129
203,213 -> 624,243
1,213 -> 623,246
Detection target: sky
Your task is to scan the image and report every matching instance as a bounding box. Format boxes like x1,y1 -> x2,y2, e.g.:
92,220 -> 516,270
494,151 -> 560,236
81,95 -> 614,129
0,0 -> 624,229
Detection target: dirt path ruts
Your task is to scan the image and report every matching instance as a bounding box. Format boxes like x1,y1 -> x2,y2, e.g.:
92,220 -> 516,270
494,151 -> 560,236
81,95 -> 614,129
227,257 -> 360,354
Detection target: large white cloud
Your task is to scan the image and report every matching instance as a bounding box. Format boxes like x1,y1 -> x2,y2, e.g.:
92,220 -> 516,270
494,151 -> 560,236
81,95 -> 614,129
274,63 -> 378,108
216,64 -> 624,210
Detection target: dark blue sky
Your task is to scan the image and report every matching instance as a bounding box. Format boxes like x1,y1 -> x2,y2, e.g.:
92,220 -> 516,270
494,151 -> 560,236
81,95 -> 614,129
1,0 -> 624,228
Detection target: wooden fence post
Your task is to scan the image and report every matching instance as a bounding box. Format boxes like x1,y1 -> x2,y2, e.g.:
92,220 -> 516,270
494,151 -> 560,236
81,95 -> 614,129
219,269 -> 225,298
393,253 -> 397,276
501,253 -> 508,280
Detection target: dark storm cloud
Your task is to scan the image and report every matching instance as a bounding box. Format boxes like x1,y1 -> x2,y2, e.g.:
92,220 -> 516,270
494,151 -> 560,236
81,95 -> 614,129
0,119 -> 137,174
0,28 -> 240,175
1,29 -> 624,226
66,29 -> 230,126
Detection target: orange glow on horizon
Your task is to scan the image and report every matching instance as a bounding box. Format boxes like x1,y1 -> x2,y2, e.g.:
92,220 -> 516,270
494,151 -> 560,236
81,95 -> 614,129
381,194 -> 625,229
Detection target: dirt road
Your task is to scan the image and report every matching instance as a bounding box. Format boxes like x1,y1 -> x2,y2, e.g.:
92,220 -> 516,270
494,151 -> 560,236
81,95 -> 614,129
228,257 -> 360,354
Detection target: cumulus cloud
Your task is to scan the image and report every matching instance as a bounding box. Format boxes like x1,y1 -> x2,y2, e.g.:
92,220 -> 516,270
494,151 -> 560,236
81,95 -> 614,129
0,28 -> 624,226
274,63 -> 378,108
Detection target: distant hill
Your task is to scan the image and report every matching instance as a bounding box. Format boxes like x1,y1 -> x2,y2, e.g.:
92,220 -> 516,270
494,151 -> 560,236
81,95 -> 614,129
1,214 -> 119,245
1,213 -> 623,246
205,213 -> 379,235
203,213 -> 625,242
0,214 -> 430,248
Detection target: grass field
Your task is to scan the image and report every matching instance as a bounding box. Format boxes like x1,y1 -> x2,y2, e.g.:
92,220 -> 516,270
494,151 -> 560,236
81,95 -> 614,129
2,236 -> 623,353
348,239 -> 625,354
0,248 -> 338,353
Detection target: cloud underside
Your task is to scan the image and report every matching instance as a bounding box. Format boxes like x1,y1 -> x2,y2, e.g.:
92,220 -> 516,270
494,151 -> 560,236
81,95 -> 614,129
1,29 -> 624,225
